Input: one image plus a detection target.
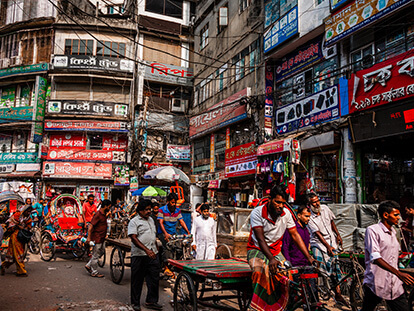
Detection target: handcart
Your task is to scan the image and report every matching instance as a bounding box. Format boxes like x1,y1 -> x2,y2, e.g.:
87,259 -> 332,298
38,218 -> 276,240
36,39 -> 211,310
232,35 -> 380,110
106,237 -> 131,284
169,258 -> 252,311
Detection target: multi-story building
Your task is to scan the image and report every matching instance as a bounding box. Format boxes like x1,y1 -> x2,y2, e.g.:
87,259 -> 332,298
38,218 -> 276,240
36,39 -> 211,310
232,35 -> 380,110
189,0 -> 264,207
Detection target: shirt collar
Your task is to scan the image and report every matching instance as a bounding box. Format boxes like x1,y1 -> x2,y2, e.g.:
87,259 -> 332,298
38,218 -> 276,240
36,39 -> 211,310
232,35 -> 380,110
379,221 -> 394,235
261,201 -> 285,225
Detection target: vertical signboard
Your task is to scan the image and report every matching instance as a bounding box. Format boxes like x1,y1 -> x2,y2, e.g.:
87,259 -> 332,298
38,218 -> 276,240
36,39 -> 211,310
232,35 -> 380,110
210,134 -> 215,173
226,127 -> 230,149
265,65 -> 274,141
31,76 -> 47,143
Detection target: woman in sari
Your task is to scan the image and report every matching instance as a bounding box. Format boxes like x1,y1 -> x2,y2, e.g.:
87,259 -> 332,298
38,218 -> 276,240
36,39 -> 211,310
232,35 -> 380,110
1,204 -> 33,277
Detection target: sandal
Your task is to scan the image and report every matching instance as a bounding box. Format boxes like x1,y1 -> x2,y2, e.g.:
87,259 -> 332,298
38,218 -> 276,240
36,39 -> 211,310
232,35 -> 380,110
85,265 -> 92,274
91,273 -> 104,278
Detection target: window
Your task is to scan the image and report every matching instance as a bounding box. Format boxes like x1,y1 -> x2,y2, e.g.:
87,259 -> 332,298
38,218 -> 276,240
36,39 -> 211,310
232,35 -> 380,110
96,41 -> 126,57
194,136 -> 211,161
145,0 -> 183,19
199,74 -> 213,103
350,44 -> 374,72
4,34 -> 18,58
217,6 -> 228,33
216,64 -> 227,92
200,24 -> 209,50
65,39 -> 93,55
239,0 -> 250,13
232,40 -> 260,82
107,5 -> 125,14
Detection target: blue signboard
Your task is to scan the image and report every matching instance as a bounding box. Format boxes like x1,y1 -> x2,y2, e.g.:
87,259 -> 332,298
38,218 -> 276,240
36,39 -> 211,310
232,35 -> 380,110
264,7 -> 298,54
330,0 -> 350,11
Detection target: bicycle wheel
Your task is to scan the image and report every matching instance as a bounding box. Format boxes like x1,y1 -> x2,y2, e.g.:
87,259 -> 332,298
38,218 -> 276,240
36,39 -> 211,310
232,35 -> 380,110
173,272 -> 197,311
98,242 -> 106,267
110,246 -> 124,284
40,233 -> 56,262
29,230 -> 41,254
70,240 -> 85,258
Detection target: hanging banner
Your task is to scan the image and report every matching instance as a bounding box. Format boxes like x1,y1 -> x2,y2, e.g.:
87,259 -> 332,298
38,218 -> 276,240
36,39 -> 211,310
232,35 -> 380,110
166,145 -> 191,162
276,85 -> 340,134
114,165 -> 130,186
43,162 -> 113,179
31,76 -> 47,143
225,142 -> 257,178
46,149 -> 125,162
49,134 -> 87,149
325,0 -> 411,45
47,100 -> 128,118
44,120 -> 129,132
348,49 -> 414,114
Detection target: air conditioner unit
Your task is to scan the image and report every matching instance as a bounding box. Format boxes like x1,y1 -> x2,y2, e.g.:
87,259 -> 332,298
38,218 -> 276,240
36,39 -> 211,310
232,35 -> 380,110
171,98 -> 188,113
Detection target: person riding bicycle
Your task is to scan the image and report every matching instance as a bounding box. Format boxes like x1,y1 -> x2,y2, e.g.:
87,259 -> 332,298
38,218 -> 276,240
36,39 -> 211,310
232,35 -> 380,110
247,185 -> 315,311
362,200 -> 414,311
306,192 -> 348,306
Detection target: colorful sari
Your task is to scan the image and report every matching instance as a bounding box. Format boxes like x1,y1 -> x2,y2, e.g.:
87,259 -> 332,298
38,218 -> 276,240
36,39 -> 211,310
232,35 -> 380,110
247,249 -> 291,311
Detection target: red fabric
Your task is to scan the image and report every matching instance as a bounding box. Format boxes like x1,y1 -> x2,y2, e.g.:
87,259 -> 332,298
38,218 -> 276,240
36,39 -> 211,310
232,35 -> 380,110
82,202 -> 97,223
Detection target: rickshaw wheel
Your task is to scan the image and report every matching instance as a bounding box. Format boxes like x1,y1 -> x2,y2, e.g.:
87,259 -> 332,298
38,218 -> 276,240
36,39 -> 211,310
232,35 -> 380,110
110,246 -> 124,284
215,244 -> 232,259
40,233 -> 56,262
70,240 -> 85,259
98,241 -> 106,267
174,272 -> 197,311
237,289 -> 252,311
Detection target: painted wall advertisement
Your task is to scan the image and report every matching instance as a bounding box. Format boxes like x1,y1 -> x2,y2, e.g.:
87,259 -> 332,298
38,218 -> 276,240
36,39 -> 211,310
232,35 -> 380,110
166,145 -> 191,162
143,61 -> 193,87
43,162 -> 113,179
265,65 -> 274,141
225,142 -> 257,178
47,100 -> 128,118
348,49 -> 414,114
53,55 -> 134,73
189,88 -> 250,138
325,0 -> 411,45
46,149 -> 125,162
264,6 -> 298,53
31,76 -> 48,143
44,120 -> 129,132
114,165 -> 130,186
276,85 -> 340,134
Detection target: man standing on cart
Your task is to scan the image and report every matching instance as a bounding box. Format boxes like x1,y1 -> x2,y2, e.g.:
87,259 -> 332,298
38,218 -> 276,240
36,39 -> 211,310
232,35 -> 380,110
247,185 -> 314,311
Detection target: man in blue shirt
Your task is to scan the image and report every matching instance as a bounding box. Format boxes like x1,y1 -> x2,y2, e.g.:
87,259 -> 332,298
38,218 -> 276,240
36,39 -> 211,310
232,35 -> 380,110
32,198 -> 44,224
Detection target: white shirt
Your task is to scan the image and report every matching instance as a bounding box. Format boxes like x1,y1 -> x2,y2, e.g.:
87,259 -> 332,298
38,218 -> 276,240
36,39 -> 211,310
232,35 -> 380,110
308,204 -> 337,253
191,215 -> 217,247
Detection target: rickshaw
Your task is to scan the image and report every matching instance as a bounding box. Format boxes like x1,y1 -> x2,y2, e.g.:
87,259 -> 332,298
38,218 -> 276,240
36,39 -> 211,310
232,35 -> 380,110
39,194 -> 86,261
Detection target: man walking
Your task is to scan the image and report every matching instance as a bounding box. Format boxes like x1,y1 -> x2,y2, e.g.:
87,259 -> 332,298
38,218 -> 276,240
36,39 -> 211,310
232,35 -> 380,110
83,194 -> 97,225
307,193 -> 347,306
128,199 -> 162,311
362,200 -> 414,311
191,204 -> 217,260
85,199 -> 111,278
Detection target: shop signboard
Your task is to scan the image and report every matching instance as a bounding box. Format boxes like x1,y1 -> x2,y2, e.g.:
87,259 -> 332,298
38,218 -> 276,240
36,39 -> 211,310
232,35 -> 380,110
46,149 -> 125,163
166,145 -> 191,162
0,107 -> 33,122
350,102 -> 414,142
0,152 -> 38,164
47,100 -> 128,118
53,55 -> 134,73
225,142 -> 257,178
330,0 -> 351,11
325,0 -> 411,45
16,163 -> 41,172
276,85 -> 340,134
0,63 -> 49,79
0,164 -> 15,173
210,134 -> 215,173
44,120 -> 129,132
265,65 -> 274,141
49,134 -> 87,149
31,76 -> 48,143
257,139 -> 296,156
102,135 -> 128,151
129,176 -> 138,191
43,162 -> 113,179
114,165 -> 130,186
189,88 -> 250,139
275,36 -> 324,81
348,49 -> 414,114
264,6 -> 298,54
144,61 -> 193,86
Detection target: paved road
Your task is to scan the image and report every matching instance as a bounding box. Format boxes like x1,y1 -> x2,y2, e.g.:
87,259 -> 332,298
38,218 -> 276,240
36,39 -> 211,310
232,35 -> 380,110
0,248 -> 347,311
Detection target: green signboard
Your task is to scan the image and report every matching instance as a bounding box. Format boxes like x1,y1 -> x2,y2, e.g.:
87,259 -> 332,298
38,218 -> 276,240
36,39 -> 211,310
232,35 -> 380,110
0,152 -> 38,164
0,107 -> 33,122
31,76 -> 47,143
0,63 -> 49,79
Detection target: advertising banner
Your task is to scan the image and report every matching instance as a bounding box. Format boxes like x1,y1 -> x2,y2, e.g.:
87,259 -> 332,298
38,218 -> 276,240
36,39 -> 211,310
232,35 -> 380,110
129,176 -> 138,191
144,61 -> 193,87
31,76 -> 48,143
114,165 -> 130,186
166,145 -> 191,162
47,100 -> 128,118
43,162 -> 113,179
0,63 -> 49,79
0,107 -> 33,122
53,55 -> 134,73
225,142 -> 257,178
49,134 -> 87,149
44,120 -> 129,132
189,88 -> 250,138
348,49 -> 414,114
0,152 -> 38,164
46,149 -> 125,162
264,6 -> 298,53
276,85 -> 340,134
325,0 -> 411,45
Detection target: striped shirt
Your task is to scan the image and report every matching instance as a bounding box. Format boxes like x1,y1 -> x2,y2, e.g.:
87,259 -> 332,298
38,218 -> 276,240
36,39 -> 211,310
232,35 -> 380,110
157,204 -> 183,235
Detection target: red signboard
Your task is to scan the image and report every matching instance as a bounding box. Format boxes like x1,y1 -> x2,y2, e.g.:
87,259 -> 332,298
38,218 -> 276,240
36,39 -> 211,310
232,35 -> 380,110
46,149 -> 118,162
349,49 -> 414,114
43,162 -> 112,179
102,135 -> 127,151
49,134 -> 86,149
44,120 -> 128,132
225,142 -> 257,178
257,139 -> 292,156
189,88 -> 250,138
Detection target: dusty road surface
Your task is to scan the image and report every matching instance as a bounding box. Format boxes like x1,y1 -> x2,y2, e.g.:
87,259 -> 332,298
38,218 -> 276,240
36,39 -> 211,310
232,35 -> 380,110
0,248 -> 347,311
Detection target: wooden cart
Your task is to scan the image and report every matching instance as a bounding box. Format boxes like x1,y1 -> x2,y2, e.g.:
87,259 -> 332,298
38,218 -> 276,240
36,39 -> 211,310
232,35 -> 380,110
106,237 -> 131,284
169,258 -> 252,311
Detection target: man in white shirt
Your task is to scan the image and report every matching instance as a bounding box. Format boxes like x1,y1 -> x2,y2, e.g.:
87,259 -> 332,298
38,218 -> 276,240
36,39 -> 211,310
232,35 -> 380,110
191,204 -> 217,260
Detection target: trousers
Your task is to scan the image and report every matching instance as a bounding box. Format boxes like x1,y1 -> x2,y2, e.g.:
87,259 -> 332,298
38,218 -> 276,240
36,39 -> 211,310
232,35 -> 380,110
361,284 -> 409,311
131,255 -> 160,307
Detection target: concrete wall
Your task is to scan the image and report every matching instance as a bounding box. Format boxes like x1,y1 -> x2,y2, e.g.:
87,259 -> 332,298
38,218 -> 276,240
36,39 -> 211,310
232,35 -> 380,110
4,0 -> 56,25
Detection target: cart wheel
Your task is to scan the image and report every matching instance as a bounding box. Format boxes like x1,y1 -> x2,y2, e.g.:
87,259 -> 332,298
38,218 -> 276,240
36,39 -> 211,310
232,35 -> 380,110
215,244 -> 232,259
237,289 -> 252,311
98,241 -> 106,267
70,240 -> 86,259
40,233 -> 56,262
29,229 -> 41,254
195,281 -> 205,299
110,246 -> 124,284
173,272 -> 197,311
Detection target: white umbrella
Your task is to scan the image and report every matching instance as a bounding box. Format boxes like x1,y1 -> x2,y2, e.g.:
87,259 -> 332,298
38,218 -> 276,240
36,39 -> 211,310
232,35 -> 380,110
143,166 -> 191,185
